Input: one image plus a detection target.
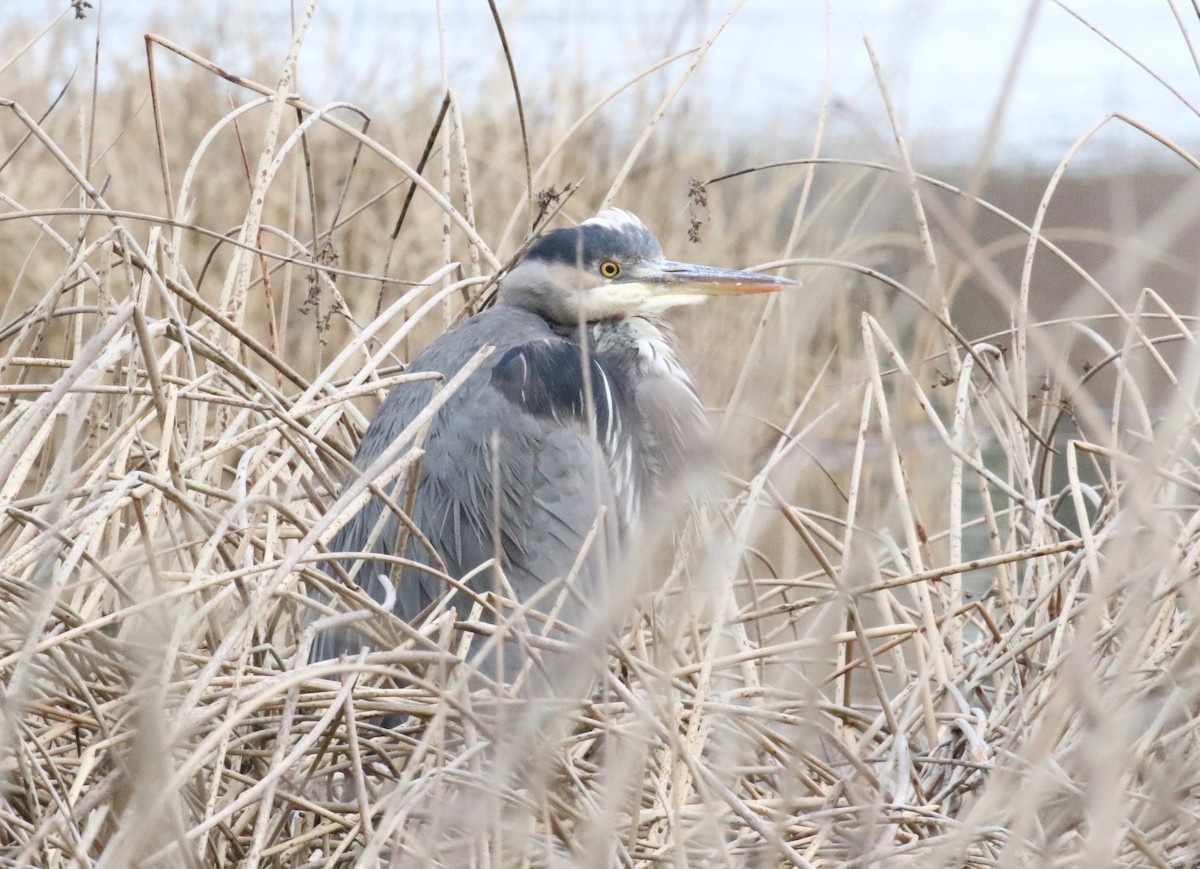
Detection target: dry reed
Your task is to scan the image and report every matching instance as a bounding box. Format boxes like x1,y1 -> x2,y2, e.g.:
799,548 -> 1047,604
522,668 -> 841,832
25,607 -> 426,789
2,3 -> 1200,866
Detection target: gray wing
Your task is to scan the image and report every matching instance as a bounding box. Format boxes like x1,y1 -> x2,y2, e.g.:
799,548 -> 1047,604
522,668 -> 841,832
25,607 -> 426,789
310,307 -> 620,669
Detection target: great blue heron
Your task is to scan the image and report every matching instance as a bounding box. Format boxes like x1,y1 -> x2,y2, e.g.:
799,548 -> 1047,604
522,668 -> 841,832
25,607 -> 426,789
310,209 -> 794,677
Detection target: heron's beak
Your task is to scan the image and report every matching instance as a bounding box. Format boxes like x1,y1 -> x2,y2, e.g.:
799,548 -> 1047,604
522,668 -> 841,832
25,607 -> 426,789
635,261 -> 798,296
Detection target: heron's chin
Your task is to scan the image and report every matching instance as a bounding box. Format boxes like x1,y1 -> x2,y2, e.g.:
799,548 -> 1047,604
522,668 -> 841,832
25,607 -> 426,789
577,283 -> 709,321
640,293 -> 709,314
577,282 -> 655,320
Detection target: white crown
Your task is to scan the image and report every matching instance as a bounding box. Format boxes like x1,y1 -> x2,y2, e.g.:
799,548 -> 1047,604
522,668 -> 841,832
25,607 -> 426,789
581,208 -> 649,234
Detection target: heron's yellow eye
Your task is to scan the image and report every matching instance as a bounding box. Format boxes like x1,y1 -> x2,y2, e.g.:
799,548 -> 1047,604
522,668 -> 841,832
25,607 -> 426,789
599,260 -> 620,279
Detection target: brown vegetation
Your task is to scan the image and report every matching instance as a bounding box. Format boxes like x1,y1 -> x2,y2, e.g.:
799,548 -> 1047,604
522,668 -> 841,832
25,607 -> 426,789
2,4 -> 1199,866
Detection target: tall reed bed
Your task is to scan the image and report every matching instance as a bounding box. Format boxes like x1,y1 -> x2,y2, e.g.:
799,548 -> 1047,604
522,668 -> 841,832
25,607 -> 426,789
1,3 -> 1198,865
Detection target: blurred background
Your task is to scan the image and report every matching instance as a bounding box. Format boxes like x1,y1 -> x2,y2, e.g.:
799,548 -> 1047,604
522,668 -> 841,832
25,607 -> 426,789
13,0 -> 1200,167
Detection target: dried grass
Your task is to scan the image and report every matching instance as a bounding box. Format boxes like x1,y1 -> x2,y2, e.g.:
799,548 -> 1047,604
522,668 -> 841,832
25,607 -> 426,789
2,3 -> 1200,866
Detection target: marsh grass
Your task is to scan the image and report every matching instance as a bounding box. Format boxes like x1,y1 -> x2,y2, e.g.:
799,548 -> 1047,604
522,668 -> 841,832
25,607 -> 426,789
2,2 -> 1200,866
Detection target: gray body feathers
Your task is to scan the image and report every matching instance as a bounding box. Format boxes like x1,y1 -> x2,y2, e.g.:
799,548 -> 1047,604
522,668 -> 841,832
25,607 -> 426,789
310,304 -> 707,668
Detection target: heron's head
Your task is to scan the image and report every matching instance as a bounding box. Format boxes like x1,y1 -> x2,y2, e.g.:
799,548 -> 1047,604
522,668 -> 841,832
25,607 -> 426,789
498,208 -> 796,325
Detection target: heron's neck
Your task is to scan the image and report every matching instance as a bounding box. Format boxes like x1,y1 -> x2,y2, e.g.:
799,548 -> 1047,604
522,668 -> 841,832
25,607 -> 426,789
581,316 -> 691,384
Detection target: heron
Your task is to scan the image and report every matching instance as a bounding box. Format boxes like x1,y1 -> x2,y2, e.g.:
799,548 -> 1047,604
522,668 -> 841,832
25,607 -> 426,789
310,208 -> 794,679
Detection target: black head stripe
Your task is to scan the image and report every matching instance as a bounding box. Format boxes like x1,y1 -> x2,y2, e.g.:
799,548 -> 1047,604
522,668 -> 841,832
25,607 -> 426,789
525,220 -> 663,269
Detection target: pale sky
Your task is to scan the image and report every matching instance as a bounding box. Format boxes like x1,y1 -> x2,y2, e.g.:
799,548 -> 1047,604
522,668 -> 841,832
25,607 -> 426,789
14,0 -> 1200,168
